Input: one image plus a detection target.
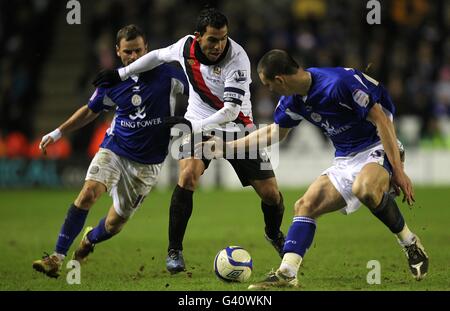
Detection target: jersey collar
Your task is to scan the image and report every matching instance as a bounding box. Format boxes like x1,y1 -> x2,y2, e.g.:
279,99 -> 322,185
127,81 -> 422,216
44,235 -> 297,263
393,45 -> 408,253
303,69 -> 316,101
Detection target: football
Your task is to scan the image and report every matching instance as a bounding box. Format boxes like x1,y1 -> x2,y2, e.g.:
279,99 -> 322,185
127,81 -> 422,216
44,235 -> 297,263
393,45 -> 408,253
213,246 -> 253,282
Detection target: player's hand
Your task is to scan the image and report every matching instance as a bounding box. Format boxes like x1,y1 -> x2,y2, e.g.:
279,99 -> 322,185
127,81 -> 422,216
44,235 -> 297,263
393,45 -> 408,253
392,170 -> 415,206
92,69 -> 121,87
39,129 -> 62,156
195,136 -> 226,159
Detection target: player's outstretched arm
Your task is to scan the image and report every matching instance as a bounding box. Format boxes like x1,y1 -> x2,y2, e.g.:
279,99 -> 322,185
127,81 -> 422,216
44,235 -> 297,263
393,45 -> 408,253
228,123 -> 290,152
117,49 -> 166,80
197,123 -> 290,158
368,103 -> 415,205
93,39 -> 184,87
40,105 -> 99,155
92,50 -> 163,88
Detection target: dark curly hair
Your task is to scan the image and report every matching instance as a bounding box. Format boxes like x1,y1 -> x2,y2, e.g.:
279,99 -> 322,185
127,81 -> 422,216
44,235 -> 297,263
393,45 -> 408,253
195,7 -> 228,35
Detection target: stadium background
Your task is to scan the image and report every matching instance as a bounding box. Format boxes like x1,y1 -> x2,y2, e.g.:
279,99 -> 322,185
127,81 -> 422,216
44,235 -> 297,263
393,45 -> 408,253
0,0 -> 449,291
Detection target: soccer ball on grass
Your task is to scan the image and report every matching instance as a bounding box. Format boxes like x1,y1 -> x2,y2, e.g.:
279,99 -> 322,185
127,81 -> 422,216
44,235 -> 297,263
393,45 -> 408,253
213,246 -> 252,282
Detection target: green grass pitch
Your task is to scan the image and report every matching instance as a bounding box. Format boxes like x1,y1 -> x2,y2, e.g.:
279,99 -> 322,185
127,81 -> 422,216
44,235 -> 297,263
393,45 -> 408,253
0,187 -> 449,291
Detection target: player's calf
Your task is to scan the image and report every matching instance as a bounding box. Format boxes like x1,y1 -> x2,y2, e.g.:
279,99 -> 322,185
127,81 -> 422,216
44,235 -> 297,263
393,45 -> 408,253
261,192 -> 285,257
371,192 -> 405,234
369,192 -> 429,280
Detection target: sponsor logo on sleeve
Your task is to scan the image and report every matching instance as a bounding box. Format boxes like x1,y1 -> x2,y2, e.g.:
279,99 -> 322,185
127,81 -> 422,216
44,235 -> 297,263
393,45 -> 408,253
233,70 -> 248,83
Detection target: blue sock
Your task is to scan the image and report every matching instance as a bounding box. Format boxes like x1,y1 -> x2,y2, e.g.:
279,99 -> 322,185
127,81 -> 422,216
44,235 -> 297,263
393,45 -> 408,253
283,216 -> 317,257
87,217 -> 113,244
55,204 -> 89,255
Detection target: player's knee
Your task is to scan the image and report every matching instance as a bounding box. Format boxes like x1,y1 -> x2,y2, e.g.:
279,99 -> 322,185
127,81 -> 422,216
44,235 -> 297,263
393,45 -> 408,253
260,187 -> 280,206
77,186 -> 101,209
178,168 -> 200,190
352,180 -> 379,208
294,197 -> 314,217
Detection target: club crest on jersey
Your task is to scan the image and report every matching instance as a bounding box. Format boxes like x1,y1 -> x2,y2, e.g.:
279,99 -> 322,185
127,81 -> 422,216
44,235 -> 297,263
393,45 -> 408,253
310,112 -> 322,123
131,94 -> 142,106
187,58 -> 195,66
352,89 -> 369,108
233,70 -> 248,83
89,165 -> 99,174
213,65 -> 221,75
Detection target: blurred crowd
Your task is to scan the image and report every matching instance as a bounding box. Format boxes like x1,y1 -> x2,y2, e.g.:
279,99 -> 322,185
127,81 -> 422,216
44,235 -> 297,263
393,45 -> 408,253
0,1 -> 60,157
1,0 -> 450,159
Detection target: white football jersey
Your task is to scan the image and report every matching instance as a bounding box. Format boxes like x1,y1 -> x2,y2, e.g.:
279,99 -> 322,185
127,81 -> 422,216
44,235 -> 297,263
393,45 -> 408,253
156,35 -> 254,131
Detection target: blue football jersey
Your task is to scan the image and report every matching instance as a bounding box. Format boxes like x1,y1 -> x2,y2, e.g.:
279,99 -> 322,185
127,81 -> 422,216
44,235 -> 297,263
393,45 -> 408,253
274,67 -> 395,157
88,64 -> 188,164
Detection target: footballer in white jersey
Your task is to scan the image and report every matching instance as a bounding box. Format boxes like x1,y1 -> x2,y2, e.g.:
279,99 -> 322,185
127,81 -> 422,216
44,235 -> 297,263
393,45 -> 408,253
92,8 -> 286,275
118,34 -> 254,132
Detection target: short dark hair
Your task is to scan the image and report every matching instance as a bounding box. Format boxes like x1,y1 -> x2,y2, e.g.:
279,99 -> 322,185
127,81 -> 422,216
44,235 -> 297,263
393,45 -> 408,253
195,8 -> 228,35
116,24 -> 147,47
257,49 -> 300,80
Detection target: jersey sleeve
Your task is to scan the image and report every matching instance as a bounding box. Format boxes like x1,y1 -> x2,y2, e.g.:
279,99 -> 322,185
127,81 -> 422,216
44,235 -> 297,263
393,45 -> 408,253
333,75 -> 375,120
87,88 -> 115,113
274,96 -> 303,128
156,35 -> 189,64
223,52 -> 251,106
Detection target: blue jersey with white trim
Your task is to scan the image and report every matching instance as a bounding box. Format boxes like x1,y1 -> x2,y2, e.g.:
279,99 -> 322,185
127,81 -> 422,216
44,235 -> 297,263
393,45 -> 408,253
274,67 -> 395,157
88,64 -> 188,164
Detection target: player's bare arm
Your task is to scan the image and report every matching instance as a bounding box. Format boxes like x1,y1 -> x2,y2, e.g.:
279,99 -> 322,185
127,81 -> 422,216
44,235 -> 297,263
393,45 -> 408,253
93,39 -> 182,87
39,105 -> 99,154
228,123 -> 291,151
118,48 -> 168,80
367,103 -> 415,205
198,124 -> 290,158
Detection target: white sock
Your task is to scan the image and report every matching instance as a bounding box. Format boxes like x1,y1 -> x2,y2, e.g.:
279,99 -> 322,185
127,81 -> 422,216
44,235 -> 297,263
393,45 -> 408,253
279,252 -> 302,278
52,252 -> 65,262
396,224 -> 415,246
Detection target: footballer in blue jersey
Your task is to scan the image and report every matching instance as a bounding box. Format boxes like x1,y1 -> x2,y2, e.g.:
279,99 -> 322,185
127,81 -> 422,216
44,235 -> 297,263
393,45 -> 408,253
32,25 -> 188,278
202,50 -> 429,288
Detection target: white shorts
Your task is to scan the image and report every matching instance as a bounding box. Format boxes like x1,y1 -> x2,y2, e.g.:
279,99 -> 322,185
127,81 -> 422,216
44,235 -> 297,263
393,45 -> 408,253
85,148 -> 162,219
322,143 -> 392,215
